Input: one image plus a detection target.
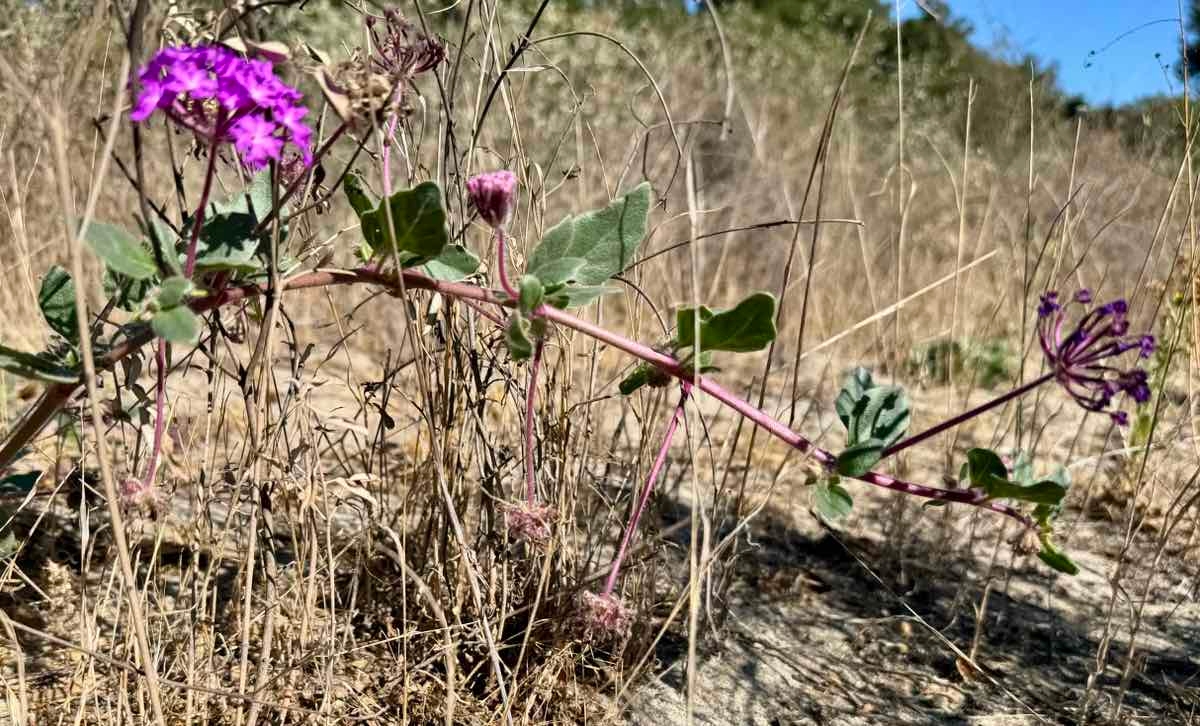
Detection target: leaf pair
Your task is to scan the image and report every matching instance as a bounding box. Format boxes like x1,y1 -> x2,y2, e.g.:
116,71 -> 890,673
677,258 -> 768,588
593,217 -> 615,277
833,367 -> 911,476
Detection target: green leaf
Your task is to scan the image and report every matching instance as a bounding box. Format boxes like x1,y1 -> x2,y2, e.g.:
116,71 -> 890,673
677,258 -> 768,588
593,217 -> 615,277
84,222 -> 158,279
836,368 -> 910,448
527,182 -> 651,285
157,276 -> 194,309
192,171 -> 283,274
813,477 -> 853,524
151,306 -> 200,344
963,448 -> 1066,506
981,478 -> 1068,506
528,257 -> 587,287
619,362 -> 675,395
847,385 -> 910,448
1011,451 -> 1035,486
964,447 -> 1007,484
835,438 -> 884,477
1038,538 -> 1079,575
360,182 -> 450,260
518,275 -> 543,316
619,366 -> 653,395
675,292 -> 778,354
343,171 -> 376,218
420,245 -> 480,282
505,314 -> 534,361
835,367 -> 874,431
0,343 -> 77,383
0,471 -> 41,497
39,266 -> 78,343
544,285 -> 618,310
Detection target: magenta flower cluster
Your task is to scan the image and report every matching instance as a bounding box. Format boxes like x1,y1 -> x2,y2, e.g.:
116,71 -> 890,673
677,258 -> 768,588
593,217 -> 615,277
1038,289 -> 1155,425
131,45 -> 313,170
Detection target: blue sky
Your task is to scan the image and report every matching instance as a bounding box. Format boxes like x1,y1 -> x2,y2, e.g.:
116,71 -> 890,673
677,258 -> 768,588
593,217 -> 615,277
899,0 -> 1185,106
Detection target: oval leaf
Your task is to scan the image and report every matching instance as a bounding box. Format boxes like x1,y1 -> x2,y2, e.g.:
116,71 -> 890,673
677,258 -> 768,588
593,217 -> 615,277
527,182 -> 651,286
675,292 -> 778,354
151,306 -> 200,344
813,477 -> 853,524
835,438 -> 884,477
361,181 -> 449,260
39,266 -> 78,343
84,222 -> 158,280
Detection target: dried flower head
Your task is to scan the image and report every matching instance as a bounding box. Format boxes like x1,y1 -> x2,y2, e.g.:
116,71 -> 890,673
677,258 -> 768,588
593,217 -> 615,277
367,9 -> 446,78
120,477 -> 162,516
1038,289 -> 1155,425
505,500 -> 555,543
131,44 -> 313,169
580,591 -> 632,642
466,171 -> 518,228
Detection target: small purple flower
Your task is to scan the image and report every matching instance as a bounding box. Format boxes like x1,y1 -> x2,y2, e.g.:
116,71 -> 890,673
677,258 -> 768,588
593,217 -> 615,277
580,591 -> 632,641
130,44 -> 313,170
467,170 -> 517,228
1038,289 -> 1155,425
231,116 -> 284,169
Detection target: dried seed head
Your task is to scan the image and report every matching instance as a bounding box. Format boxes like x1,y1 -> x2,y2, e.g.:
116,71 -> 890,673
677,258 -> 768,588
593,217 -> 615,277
580,591 -> 632,642
505,500 -> 555,543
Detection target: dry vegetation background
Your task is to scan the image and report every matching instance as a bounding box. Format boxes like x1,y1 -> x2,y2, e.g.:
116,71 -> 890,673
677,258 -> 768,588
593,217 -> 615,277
0,0 -> 1198,724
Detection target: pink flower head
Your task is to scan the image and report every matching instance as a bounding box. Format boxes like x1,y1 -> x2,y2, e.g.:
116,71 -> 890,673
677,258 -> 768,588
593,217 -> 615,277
505,500 -> 554,543
580,591 -> 632,642
466,170 -> 517,228
1037,289 -> 1154,426
130,44 -> 314,170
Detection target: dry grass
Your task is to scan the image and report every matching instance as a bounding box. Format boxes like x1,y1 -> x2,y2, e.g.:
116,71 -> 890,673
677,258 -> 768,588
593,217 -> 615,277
0,2 -> 1198,724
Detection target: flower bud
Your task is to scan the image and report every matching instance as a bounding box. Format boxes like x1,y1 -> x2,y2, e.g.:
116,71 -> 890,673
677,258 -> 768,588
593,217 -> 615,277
466,171 -> 517,228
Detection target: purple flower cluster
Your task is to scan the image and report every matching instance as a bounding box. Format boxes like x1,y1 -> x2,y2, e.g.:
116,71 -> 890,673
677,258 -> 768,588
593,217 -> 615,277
1038,289 -> 1155,425
131,45 -> 313,170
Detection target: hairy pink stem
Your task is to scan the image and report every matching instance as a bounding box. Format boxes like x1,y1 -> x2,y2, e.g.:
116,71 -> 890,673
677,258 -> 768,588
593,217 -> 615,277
881,371 -> 1057,460
0,268 -> 1035,530
182,137 -> 220,277
140,340 -> 168,488
381,114 -> 398,197
603,383 -> 690,596
144,136 -> 220,488
525,338 -> 545,504
494,226 -> 518,299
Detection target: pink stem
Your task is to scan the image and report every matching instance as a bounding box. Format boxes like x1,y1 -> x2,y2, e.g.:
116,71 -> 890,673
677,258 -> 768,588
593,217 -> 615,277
603,383 -> 690,596
881,371 -> 1057,459
3,268 -> 1036,530
525,338 -> 545,504
141,339 -> 167,488
183,137 -> 220,277
494,226 -> 518,299
381,114 -> 398,198
143,135 -> 220,488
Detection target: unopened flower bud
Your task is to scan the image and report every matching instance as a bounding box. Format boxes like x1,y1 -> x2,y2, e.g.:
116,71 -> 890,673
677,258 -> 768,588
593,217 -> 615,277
466,170 -> 517,228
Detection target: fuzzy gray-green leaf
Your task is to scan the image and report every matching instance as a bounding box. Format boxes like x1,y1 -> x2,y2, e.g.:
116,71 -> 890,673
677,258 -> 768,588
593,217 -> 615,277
84,222 -> 158,280
527,182 -> 651,285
